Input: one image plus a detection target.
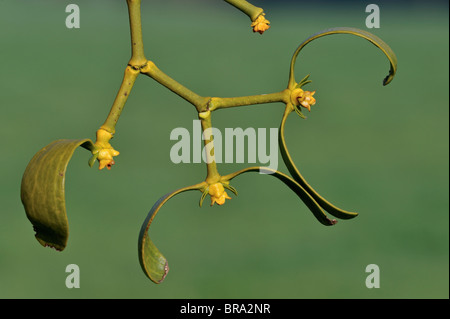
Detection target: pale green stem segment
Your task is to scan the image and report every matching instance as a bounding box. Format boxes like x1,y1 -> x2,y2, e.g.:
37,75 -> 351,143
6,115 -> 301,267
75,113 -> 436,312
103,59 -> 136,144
100,66 -> 140,134
97,0 -> 144,135
138,183 -> 205,284
222,166 -> 337,226
141,60 -> 289,113
140,61 -> 210,112
224,0 -> 264,21
127,0 -> 147,66
288,27 -> 398,89
199,112 -> 221,184
279,105 -> 358,219
208,90 -> 290,111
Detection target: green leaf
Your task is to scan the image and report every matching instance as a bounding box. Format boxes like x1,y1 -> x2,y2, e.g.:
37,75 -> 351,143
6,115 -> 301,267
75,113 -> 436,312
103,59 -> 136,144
279,107 -> 359,220
288,27 -> 398,88
222,167 -> 337,226
138,184 -> 202,284
20,139 -> 94,251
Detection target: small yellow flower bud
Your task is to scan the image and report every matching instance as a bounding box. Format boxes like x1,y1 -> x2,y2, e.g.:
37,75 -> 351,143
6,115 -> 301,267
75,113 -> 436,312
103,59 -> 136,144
208,183 -> 231,206
94,128 -> 120,170
299,91 -> 316,112
251,14 -> 270,35
98,158 -> 115,170
291,88 -> 316,112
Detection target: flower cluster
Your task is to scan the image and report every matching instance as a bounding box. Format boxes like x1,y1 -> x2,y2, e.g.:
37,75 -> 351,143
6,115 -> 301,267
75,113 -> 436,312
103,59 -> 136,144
251,13 -> 270,34
94,129 -> 120,170
291,88 -> 316,112
208,183 -> 232,206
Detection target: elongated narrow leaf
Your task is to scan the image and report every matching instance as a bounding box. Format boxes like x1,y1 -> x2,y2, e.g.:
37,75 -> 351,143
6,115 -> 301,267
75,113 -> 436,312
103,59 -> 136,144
20,139 -> 94,251
223,167 -> 337,226
288,27 -> 397,87
138,185 -> 202,284
279,107 -> 358,220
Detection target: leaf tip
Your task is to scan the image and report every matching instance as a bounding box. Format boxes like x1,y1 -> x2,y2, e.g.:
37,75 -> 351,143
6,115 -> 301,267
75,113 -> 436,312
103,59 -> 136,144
383,75 -> 393,86
156,261 -> 170,284
34,226 -> 66,252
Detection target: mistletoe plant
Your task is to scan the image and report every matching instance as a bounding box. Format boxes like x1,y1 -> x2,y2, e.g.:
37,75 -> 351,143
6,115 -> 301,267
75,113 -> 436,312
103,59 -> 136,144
20,0 -> 397,284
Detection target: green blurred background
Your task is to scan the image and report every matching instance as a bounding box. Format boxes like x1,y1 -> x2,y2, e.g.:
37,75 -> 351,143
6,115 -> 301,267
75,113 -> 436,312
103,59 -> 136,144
0,0 -> 448,298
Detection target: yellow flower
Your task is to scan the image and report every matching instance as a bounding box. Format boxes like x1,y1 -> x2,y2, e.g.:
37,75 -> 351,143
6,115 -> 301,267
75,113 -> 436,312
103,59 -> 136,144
94,128 -> 120,170
291,88 -> 317,112
251,14 -> 270,35
98,148 -> 119,170
208,183 -> 231,206
299,90 -> 316,111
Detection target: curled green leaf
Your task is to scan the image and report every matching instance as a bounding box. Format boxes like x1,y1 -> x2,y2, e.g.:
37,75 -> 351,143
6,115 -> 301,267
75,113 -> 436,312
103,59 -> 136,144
20,139 -> 95,251
138,184 -> 203,284
279,106 -> 358,220
288,27 -> 398,88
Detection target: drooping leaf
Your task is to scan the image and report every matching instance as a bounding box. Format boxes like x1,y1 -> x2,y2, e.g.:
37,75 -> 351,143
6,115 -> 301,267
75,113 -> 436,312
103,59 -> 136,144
222,167 -> 337,226
278,107 -> 359,220
288,27 -> 398,88
138,184 -> 203,284
20,139 -> 94,251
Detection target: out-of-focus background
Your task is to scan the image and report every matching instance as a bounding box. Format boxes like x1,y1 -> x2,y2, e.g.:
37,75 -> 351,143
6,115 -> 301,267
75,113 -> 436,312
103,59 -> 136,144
0,0 -> 448,298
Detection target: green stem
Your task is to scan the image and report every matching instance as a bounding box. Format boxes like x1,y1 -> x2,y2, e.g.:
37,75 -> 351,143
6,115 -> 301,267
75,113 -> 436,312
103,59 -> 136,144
208,90 -> 289,111
127,0 -> 147,67
199,112 -> 221,184
141,61 -> 210,112
141,60 -> 290,114
100,66 -> 140,134
224,0 -> 264,21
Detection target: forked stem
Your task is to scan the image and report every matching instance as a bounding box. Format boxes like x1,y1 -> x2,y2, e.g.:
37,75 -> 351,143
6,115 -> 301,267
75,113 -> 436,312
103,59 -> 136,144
140,61 -> 209,112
